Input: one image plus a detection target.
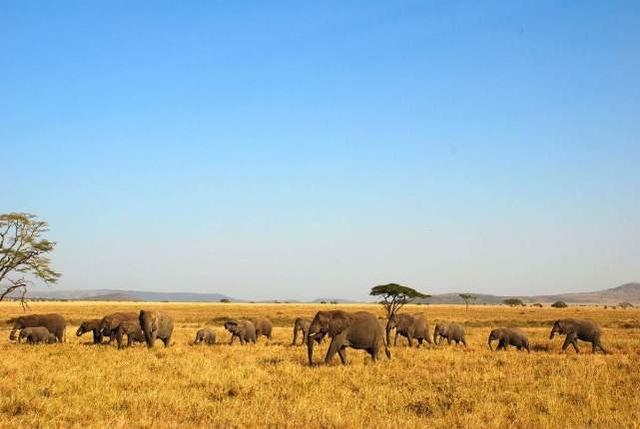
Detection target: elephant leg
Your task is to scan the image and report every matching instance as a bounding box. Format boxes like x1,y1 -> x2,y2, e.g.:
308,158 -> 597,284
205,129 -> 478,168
407,334 -> 413,348
229,335 -> 235,345
338,346 -> 348,365
461,338 -> 468,348
325,337 -> 343,365
561,335 -> 573,353
447,338 -> 452,345
239,336 -> 245,345
394,332 -> 399,347
292,327 -> 298,346
596,340 -> 608,354
417,338 -> 423,348
163,335 -> 171,347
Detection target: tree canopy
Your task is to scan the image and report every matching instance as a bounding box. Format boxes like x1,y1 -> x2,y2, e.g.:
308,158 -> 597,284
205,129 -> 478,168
0,213 -> 61,305
459,293 -> 476,311
503,298 -> 525,307
370,283 -> 429,318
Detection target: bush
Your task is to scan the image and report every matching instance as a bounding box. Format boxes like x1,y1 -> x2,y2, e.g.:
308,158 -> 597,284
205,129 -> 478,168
551,300 -> 568,308
219,298 -> 230,303
531,303 -> 543,308
619,302 -> 634,309
503,298 -> 525,307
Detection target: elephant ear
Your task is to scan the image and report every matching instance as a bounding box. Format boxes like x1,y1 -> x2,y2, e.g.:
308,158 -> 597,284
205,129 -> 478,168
151,313 -> 159,331
328,311 -> 351,336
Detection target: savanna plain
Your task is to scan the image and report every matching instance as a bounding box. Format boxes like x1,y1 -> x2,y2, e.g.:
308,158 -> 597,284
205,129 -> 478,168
0,302 -> 639,428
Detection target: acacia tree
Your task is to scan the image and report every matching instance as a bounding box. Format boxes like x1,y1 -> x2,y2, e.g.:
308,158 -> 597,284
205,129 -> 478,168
0,213 -> 61,306
459,293 -> 476,311
370,283 -> 429,344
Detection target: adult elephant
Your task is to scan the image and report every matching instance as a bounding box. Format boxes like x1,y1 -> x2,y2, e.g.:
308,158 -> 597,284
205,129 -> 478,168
76,319 -> 103,344
139,310 -> 174,348
550,319 -> 607,354
9,313 -> 66,343
250,317 -> 273,340
386,313 -> 432,348
488,328 -> 530,352
291,317 -> 311,346
307,310 -> 391,365
99,312 -> 138,344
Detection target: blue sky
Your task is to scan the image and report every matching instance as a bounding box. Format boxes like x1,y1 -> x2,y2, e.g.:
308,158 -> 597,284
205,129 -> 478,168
2,1 -> 639,300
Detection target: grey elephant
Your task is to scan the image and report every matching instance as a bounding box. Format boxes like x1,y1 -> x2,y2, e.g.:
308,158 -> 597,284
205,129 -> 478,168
99,312 -> 139,344
307,310 -> 391,365
116,320 -> 145,349
433,323 -> 467,347
19,327 -> 57,344
9,313 -> 66,343
194,328 -> 216,345
139,310 -> 174,348
224,320 -> 256,345
76,319 -> 103,344
550,319 -> 607,354
387,313 -> 433,348
250,317 -> 273,340
488,328 -> 530,352
291,317 -> 311,346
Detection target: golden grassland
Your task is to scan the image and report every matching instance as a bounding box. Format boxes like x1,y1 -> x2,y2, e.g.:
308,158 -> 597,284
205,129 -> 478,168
0,301 -> 639,428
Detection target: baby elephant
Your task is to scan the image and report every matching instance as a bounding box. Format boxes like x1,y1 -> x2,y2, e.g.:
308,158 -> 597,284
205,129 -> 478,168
194,328 -> 216,345
433,323 -> 467,347
19,327 -> 58,344
224,320 -> 256,345
116,320 -> 145,349
488,328 -> 530,352
291,317 -> 310,346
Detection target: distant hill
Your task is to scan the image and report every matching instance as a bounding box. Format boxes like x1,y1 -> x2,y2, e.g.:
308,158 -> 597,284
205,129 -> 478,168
11,283 -> 640,304
418,283 -> 640,305
26,289 -> 234,302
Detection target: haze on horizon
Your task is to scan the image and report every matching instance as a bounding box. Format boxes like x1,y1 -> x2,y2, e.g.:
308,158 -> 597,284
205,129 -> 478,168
3,2 -> 639,302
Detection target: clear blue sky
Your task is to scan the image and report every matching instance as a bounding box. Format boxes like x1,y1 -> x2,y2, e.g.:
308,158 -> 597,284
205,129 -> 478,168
2,1 -> 639,300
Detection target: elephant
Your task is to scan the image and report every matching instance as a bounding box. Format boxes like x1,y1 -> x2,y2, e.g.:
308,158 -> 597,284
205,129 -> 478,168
224,320 -> 256,345
488,328 -> 530,352
19,327 -> 58,344
550,319 -> 607,354
386,313 -> 433,348
291,317 -> 311,346
76,319 -> 103,344
116,320 -> 145,349
99,312 -> 139,344
433,323 -> 467,347
9,313 -> 66,343
194,328 -> 216,345
139,310 -> 174,348
307,310 -> 391,365
250,317 -> 273,340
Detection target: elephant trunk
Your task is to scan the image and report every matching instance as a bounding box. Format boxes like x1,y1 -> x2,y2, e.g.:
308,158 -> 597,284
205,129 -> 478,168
307,332 -> 315,365
9,328 -> 18,341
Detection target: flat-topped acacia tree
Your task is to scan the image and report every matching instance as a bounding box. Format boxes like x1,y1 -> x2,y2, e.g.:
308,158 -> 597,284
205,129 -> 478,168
370,283 -> 429,344
0,212 -> 61,306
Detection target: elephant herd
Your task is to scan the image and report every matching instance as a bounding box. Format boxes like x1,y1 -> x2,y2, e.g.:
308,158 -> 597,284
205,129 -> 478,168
7,309 -> 608,363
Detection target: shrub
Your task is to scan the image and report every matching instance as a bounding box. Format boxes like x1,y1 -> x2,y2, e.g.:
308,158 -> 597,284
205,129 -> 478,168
551,301 -> 568,308
503,298 -> 525,307
531,303 -> 543,308
619,302 -> 634,309
220,298 -> 230,303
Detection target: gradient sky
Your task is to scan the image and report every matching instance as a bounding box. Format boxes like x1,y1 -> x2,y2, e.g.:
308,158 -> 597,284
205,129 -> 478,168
2,1 -> 639,300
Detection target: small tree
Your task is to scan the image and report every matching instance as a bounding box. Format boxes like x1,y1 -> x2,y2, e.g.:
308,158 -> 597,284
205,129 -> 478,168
370,283 -> 429,344
551,300 -> 568,308
219,298 -> 230,303
1,213 -> 61,306
459,293 -> 476,311
619,302 -> 634,309
503,298 -> 525,307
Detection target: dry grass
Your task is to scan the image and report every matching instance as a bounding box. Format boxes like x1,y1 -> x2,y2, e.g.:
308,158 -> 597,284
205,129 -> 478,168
1,301 -> 639,428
